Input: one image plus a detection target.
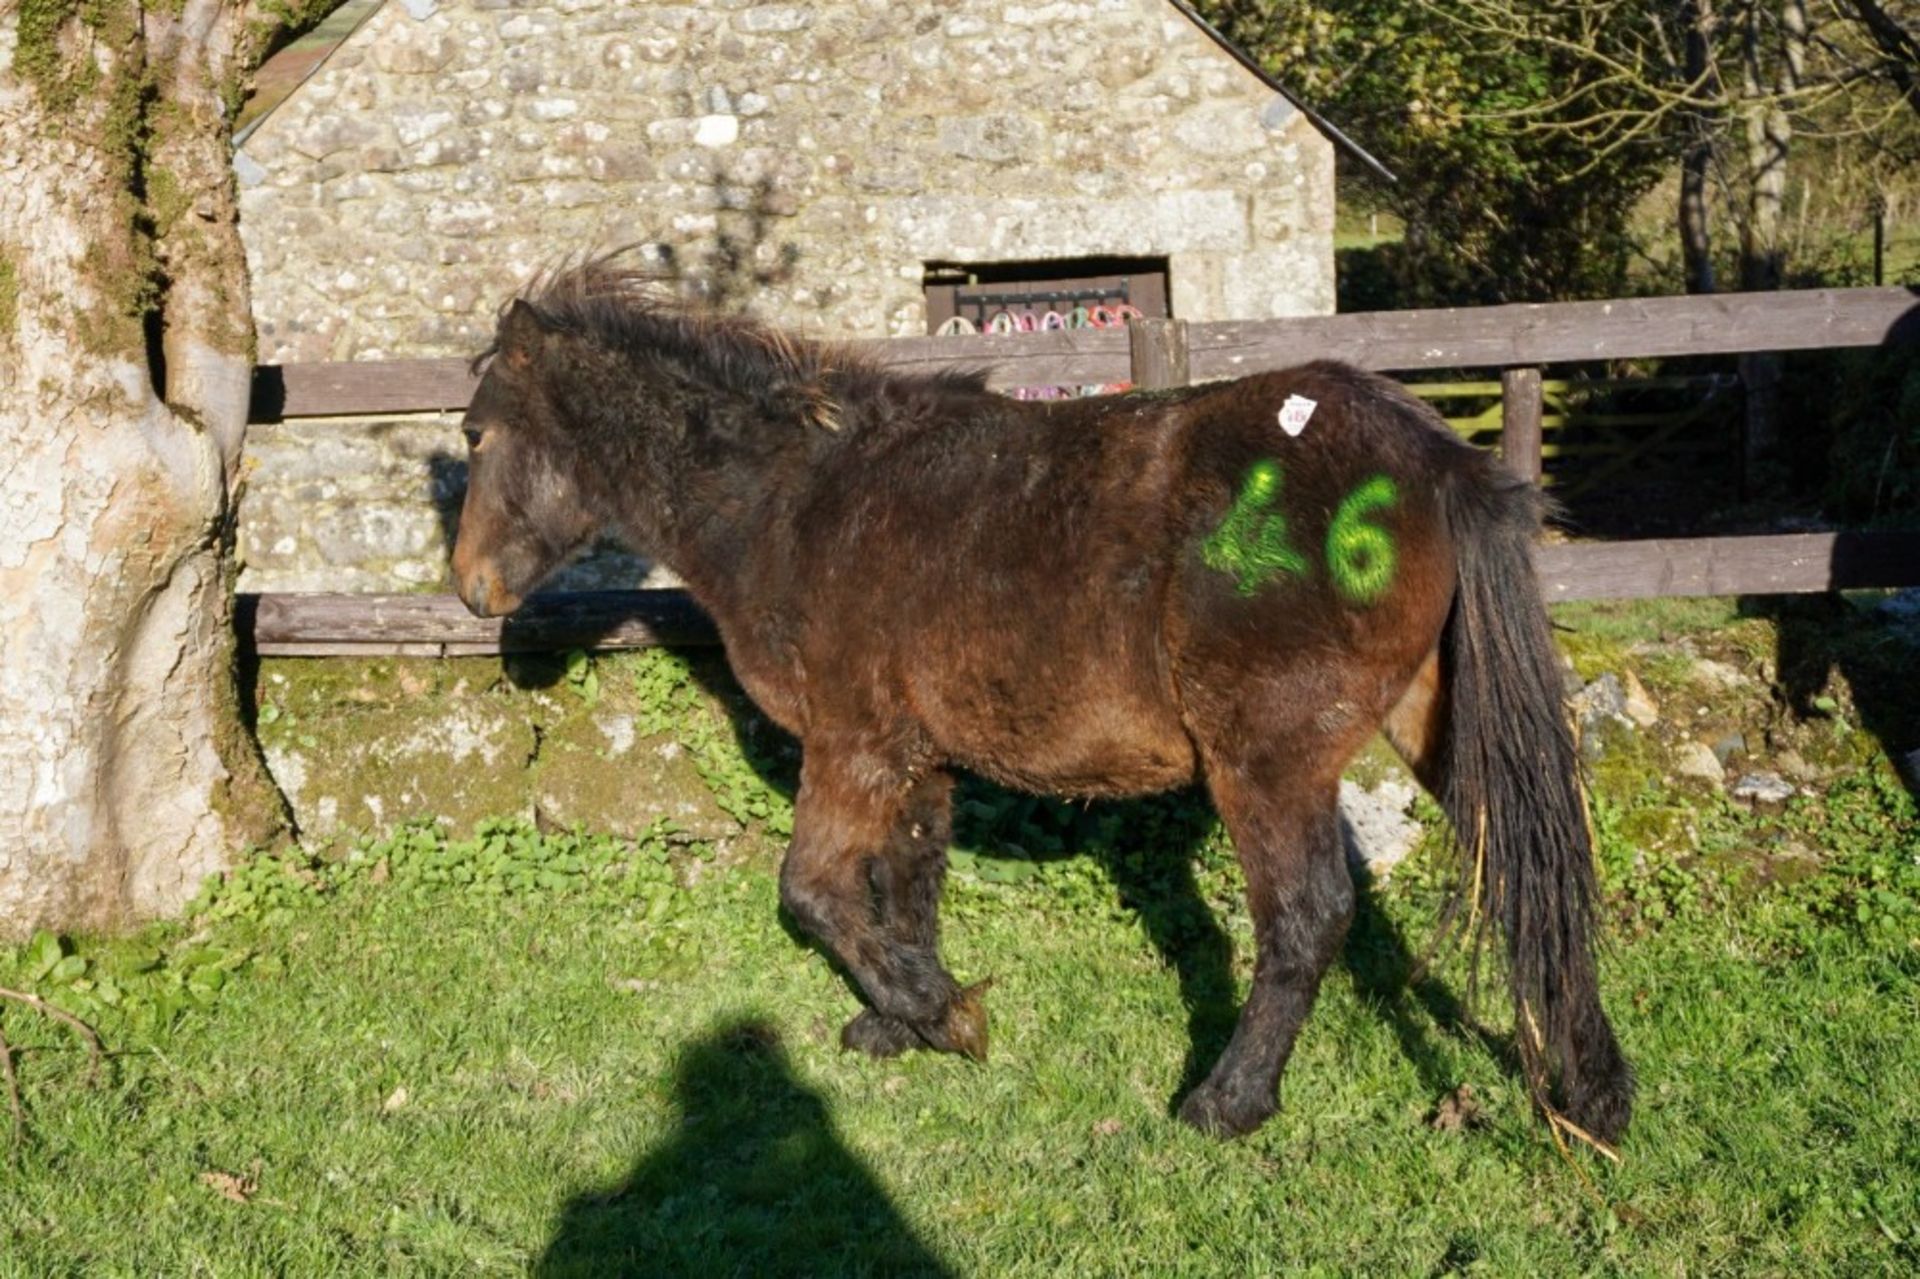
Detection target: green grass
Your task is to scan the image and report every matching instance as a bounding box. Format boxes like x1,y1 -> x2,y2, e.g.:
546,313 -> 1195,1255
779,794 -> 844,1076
3,833 -> 1914,1275
3,634 -> 1918,1276
1549,597 -> 1747,647
1332,205 -> 1406,254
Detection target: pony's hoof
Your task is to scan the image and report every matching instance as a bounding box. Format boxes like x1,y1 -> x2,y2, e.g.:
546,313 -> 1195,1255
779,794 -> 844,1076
1177,1081 -> 1274,1139
926,979 -> 993,1062
840,1009 -> 919,1059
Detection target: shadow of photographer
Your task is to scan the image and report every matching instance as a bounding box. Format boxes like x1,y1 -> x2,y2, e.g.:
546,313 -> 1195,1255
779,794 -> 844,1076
535,1020 -> 953,1278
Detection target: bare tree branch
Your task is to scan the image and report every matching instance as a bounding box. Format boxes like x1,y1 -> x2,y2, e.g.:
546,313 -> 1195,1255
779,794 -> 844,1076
1843,0 -> 1920,116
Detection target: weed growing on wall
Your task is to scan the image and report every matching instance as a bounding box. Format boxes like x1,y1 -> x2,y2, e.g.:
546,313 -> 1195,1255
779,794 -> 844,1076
622,647 -> 794,836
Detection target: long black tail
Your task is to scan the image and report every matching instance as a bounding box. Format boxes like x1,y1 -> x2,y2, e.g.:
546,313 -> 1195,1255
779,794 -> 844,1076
1436,457 -> 1634,1145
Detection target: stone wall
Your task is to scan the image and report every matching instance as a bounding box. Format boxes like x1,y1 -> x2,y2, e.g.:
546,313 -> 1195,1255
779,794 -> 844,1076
237,0 -> 1337,365
238,415 -> 665,593
250,646 -> 1425,883
253,649 -> 771,844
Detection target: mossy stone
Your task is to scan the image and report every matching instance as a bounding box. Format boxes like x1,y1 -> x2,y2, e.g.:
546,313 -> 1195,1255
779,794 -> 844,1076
253,654 -> 745,844
532,705 -> 742,843
257,658 -> 535,837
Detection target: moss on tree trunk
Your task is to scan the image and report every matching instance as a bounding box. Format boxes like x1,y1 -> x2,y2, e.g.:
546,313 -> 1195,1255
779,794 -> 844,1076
0,0 -> 333,936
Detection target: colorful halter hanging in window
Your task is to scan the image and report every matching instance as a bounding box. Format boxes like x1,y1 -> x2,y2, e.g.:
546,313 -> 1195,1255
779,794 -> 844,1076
936,282 -> 1145,399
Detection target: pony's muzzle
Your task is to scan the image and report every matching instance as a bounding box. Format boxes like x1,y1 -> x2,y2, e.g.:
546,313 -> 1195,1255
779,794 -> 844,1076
455,561 -> 522,618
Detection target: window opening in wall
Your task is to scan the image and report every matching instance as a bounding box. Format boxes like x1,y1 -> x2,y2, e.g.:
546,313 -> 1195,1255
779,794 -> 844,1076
923,257 -> 1169,399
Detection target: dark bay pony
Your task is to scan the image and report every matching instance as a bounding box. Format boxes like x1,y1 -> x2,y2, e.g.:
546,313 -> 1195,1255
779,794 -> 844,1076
450,261 -> 1632,1144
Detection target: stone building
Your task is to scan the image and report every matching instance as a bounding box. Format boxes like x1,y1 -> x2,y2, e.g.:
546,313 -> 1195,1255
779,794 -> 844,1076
237,0 -> 1361,362
234,0 -> 1367,593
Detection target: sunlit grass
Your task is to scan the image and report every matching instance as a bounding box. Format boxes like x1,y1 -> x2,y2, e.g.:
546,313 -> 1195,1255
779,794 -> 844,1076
2,816 -> 1915,1275
4,604 -> 1917,1275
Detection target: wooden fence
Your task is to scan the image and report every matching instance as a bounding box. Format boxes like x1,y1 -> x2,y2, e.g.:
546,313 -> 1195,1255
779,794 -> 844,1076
1406,373 -> 1738,497
245,286 -> 1920,657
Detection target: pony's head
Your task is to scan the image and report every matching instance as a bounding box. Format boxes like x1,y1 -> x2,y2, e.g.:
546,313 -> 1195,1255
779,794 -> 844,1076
451,297 -> 603,617
450,254 -> 983,617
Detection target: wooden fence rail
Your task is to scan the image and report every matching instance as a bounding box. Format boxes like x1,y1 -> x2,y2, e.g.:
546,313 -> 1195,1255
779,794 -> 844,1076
244,532 -> 1920,657
242,286 -> 1920,655
252,286 -> 1918,418
1182,287 -> 1918,379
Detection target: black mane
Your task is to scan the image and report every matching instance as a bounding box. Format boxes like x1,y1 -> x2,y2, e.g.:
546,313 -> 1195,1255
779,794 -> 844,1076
479,255 -> 991,434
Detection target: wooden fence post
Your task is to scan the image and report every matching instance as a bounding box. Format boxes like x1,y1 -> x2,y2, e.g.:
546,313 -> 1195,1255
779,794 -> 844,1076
1129,317 -> 1190,390
1500,365 -> 1544,483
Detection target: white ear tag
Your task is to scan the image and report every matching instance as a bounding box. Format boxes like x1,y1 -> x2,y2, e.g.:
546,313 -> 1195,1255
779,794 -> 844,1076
1278,394 -> 1317,437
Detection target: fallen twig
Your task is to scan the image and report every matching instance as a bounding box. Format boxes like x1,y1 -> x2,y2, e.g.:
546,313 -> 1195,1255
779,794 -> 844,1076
0,1020 -> 22,1139
0,985 -> 106,1145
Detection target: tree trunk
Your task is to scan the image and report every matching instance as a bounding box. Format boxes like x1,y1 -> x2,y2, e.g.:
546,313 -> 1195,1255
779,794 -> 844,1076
1679,0 -> 1719,295
1679,147 -> 1718,295
1736,0 -> 1807,486
0,2 -> 285,939
1739,0 -> 1800,293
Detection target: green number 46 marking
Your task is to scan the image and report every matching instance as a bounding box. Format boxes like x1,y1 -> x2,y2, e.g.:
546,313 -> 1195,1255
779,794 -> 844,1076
1202,462 -> 1401,605
1201,460 -> 1309,596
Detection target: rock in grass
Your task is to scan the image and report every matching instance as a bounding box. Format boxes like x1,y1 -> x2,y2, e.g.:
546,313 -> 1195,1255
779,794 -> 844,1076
1674,741 -> 1726,789
1731,771 -> 1796,806
1571,674 -> 1641,758
1690,658 -> 1748,691
1774,749 -> 1822,786
1339,777 -> 1422,881
1621,670 -> 1660,728
1573,674 -> 1629,728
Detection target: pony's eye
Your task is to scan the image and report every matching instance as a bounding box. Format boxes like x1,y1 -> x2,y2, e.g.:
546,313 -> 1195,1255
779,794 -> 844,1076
463,427 -> 485,450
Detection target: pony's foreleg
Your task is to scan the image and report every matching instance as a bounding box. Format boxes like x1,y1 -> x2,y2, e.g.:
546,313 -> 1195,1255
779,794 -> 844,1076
838,771 -> 982,1058
779,758 -> 985,1059
1180,771 -> 1353,1138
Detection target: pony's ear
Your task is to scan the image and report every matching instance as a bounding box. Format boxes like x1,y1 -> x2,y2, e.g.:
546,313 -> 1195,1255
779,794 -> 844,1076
499,299 -> 551,371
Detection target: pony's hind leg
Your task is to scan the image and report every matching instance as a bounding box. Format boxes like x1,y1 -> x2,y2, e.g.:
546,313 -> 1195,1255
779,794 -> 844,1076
1169,618 -> 1439,1137
1178,764 -> 1353,1137
779,755 -> 985,1059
